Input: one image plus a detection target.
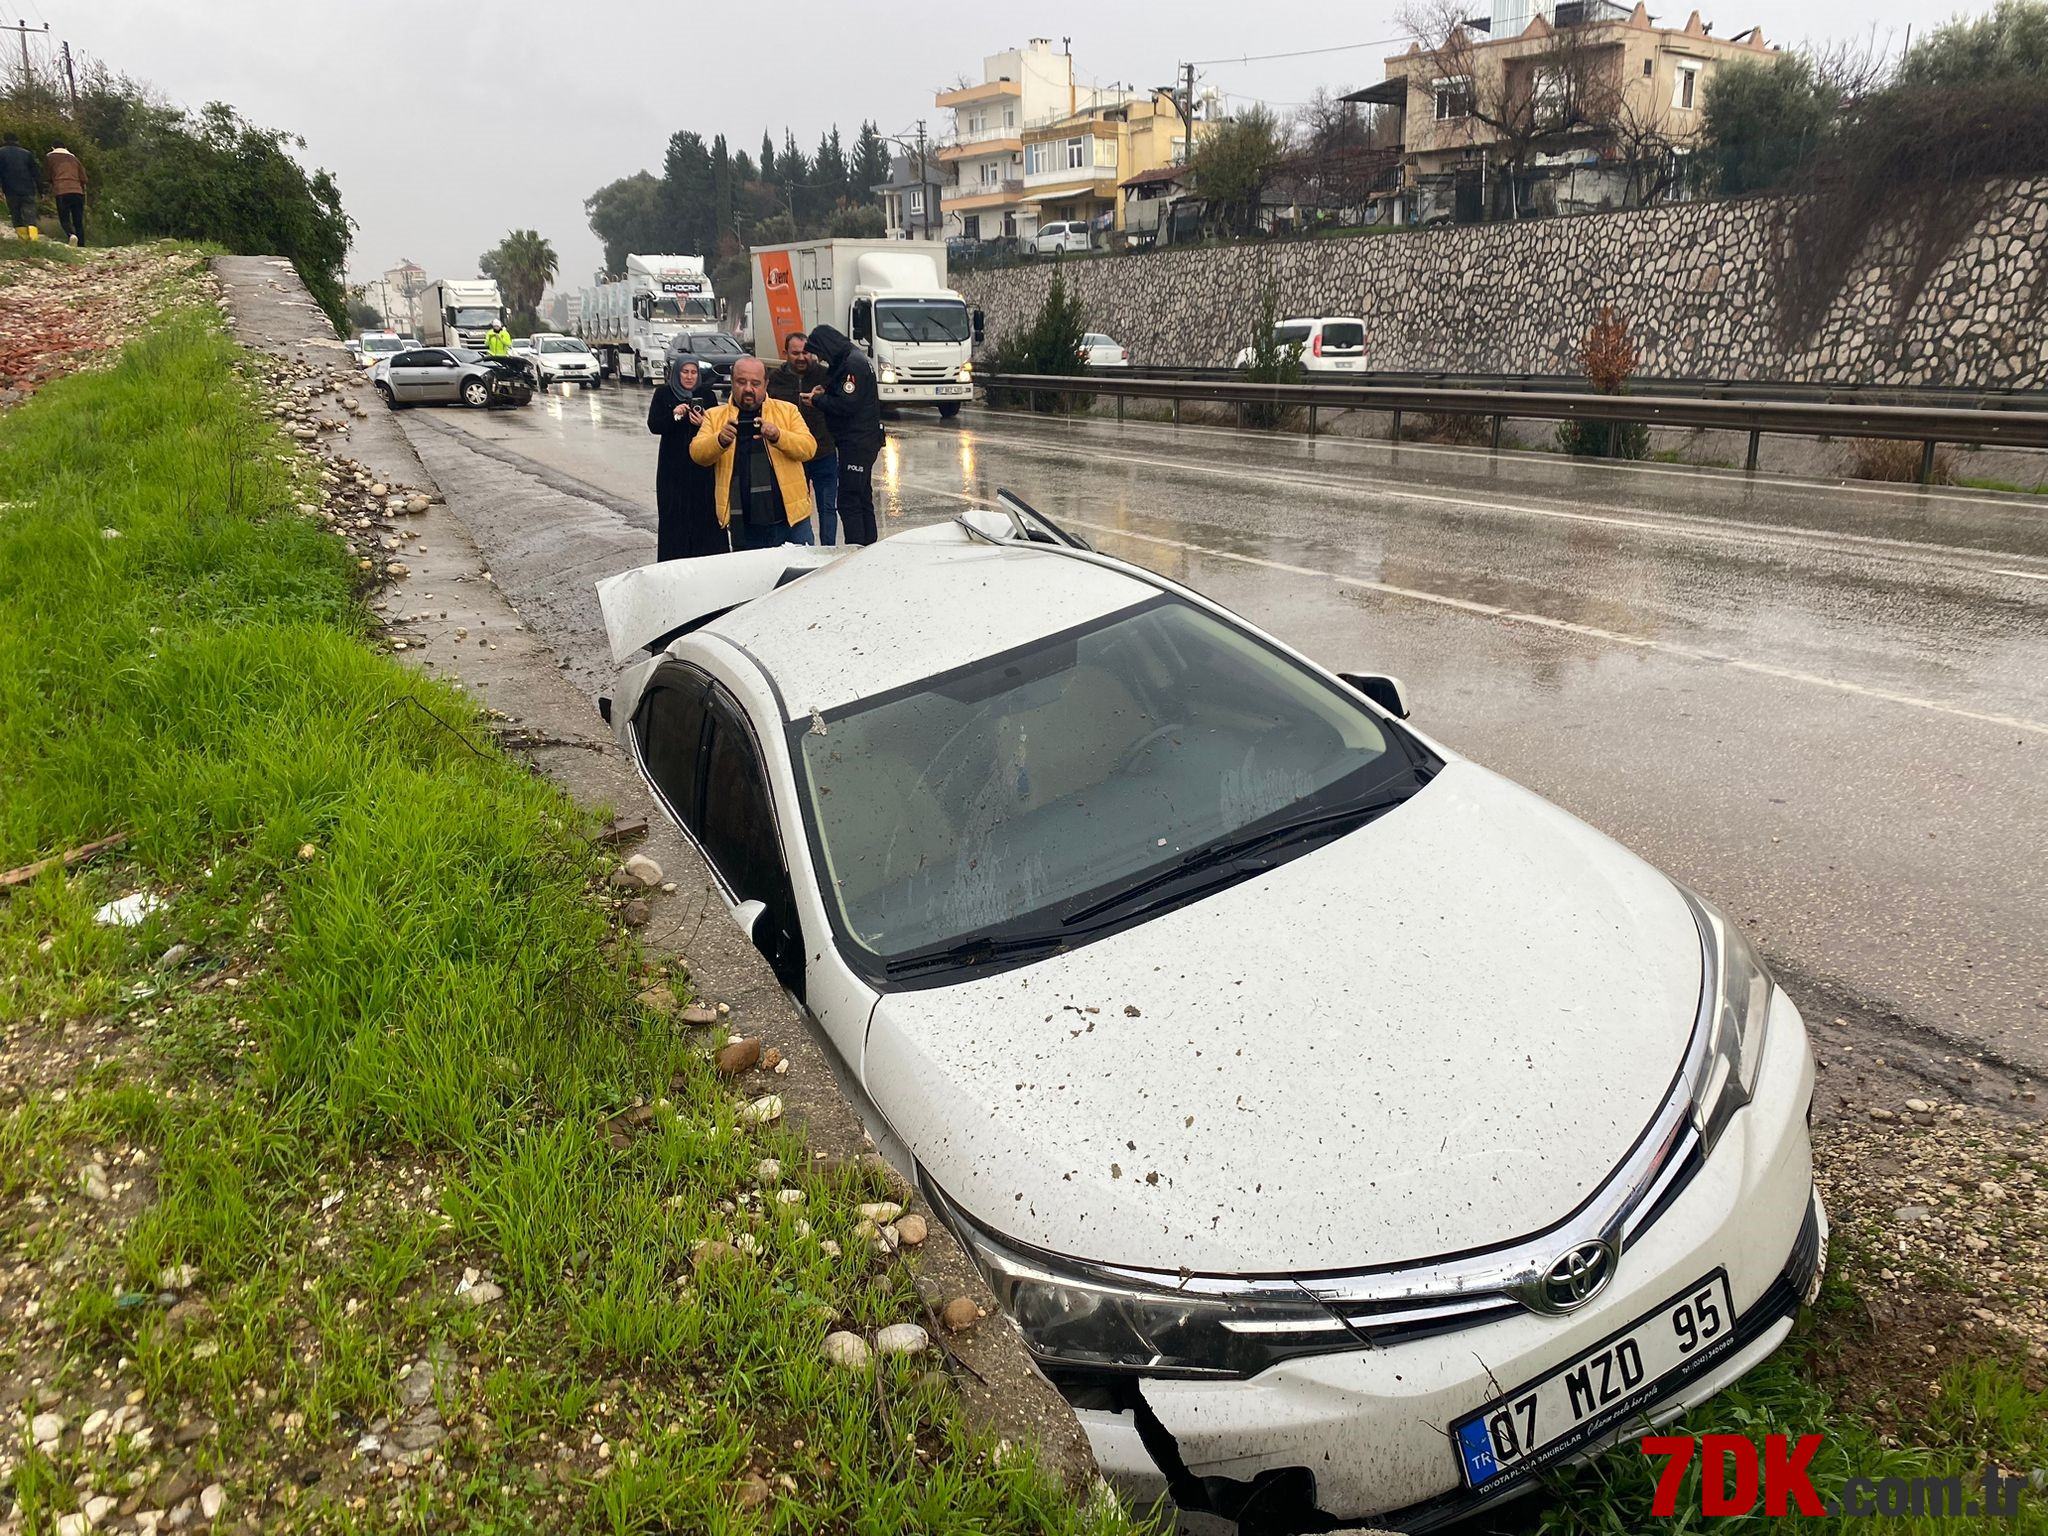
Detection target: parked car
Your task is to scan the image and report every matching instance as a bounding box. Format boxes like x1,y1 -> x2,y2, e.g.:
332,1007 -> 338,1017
593,499 -> 1825,1533
1031,220 -> 1093,256
662,329 -> 746,398
1078,332 -> 1129,367
509,336 -> 536,358
527,333 -> 602,389
1231,315 -> 1368,372
371,347 -> 533,409
357,332 -> 405,371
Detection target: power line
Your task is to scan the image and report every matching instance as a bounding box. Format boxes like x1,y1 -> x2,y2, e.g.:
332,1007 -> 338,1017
1185,34 -> 1416,66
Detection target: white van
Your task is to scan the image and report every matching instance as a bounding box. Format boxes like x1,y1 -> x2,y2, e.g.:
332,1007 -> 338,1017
1032,221 -> 1093,256
1232,316 -> 1368,372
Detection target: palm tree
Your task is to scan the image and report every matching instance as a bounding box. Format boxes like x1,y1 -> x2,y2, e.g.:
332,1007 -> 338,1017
484,229 -> 559,327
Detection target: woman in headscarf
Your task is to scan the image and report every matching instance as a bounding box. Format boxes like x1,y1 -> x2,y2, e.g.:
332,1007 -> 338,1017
647,357 -> 726,559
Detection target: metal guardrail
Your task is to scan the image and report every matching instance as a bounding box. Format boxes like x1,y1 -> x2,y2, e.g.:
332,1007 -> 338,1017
976,372 -> 2048,484
1098,365 -> 2048,413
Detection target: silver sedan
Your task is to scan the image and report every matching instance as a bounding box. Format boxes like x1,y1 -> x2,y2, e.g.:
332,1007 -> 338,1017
371,347 -> 534,409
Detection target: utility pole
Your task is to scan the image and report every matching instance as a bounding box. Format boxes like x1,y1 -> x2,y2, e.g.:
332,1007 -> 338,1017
3,19 -> 50,99
915,118 -> 931,241
60,39 -> 76,114
1179,62 -> 1197,162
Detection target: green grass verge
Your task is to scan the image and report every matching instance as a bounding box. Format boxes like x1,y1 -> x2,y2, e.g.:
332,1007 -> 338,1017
0,297 -> 1139,1532
0,237 -> 83,274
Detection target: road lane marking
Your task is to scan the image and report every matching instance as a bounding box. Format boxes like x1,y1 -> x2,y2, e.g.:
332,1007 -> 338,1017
876,482 -> 2048,739
921,411 -> 2048,515
1057,513 -> 2048,738
917,422 -> 2048,576
1992,567 -> 2048,583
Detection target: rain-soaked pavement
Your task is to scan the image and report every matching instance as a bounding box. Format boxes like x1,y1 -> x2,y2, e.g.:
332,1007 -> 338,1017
418,383 -> 2048,1086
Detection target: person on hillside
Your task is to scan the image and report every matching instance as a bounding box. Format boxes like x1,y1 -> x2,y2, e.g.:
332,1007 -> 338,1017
0,133 -> 39,240
43,144 -> 85,246
768,331 -> 838,545
647,356 -> 725,560
804,324 -> 882,545
689,355 -> 816,550
485,322 -> 511,357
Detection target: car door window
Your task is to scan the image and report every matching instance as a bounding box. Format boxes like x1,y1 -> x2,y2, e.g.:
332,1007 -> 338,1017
700,690 -> 804,993
634,668 -> 710,832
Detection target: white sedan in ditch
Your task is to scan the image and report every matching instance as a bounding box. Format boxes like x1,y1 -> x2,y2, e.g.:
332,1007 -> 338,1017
594,502 -> 1824,1532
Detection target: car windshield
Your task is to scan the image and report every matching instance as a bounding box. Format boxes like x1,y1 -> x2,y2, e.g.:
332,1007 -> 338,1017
795,596 -> 1422,970
875,300 -> 972,344
453,308 -> 500,327
683,333 -> 742,356
654,295 -> 717,322
540,338 -> 588,353
362,337 -> 402,355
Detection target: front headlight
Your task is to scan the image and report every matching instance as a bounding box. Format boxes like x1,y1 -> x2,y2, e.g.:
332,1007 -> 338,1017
879,365 -> 899,384
1682,890 -> 1773,1154
956,361 -> 973,379
929,1184 -> 1353,1378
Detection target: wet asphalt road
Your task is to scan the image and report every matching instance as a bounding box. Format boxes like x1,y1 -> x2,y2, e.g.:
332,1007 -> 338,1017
423,382 -> 2048,1084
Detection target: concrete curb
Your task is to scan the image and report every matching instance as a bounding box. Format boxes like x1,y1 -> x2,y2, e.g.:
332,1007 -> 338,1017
212,257 -> 1101,1494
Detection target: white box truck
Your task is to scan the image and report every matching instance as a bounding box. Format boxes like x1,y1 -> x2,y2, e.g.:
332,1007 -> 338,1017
749,239 -> 982,418
418,278 -> 507,351
573,254 -> 719,385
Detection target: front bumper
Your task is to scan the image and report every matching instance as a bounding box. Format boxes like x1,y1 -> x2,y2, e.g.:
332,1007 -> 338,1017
1071,988 -> 1822,1532
880,381 -> 973,402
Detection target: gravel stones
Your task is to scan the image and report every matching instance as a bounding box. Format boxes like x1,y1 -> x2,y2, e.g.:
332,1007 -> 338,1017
31,1410 -> 63,1447
941,1297 -> 981,1332
822,1330 -> 871,1368
715,1037 -> 762,1075
874,1322 -> 930,1356
894,1213 -> 928,1247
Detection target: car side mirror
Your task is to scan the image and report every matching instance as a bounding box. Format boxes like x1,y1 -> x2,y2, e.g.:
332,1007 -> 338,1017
851,298 -> 871,342
1340,672 -> 1410,719
972,308 -> 986,346
732,898 -> 767,941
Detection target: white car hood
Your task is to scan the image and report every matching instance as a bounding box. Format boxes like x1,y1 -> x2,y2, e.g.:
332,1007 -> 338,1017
863,760 -> 1702,1275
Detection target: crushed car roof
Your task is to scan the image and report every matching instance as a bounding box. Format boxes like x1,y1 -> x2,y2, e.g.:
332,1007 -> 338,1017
706,524 -> 1154,718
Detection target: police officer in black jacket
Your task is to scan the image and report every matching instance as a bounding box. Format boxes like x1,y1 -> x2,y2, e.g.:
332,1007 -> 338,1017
804,324 -> 883,546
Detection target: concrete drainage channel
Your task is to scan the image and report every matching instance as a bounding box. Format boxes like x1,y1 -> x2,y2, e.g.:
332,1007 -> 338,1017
212,258 -> 1101,1494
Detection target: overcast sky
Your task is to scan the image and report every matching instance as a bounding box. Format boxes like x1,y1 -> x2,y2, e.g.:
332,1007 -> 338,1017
75,0 -> 1950,299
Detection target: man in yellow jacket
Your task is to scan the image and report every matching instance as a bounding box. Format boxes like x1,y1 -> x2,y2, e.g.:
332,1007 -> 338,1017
690,356 -> 817,549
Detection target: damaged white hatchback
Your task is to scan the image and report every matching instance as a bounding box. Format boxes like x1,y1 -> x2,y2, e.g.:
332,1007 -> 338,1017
595,498 -> 1825,1533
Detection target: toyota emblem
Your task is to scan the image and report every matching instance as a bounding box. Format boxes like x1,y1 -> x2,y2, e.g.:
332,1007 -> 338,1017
1533,1240 -> 1615,1313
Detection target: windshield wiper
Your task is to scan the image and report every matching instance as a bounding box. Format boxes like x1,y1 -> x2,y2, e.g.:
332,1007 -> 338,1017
883,930 -> 1069,977
1060,793 -> 1414,930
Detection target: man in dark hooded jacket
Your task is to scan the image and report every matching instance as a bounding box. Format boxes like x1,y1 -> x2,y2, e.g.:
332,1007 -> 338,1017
805,324 -> 883,546
0,133 -> 39,237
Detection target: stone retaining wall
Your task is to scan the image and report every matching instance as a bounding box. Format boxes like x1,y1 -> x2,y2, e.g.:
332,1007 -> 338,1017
956,182 -> 2048,389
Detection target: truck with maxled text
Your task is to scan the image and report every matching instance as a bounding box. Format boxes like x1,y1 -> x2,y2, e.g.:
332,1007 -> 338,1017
748,239 -> 982,418
574,254 -> 719,385
417,278 -> 507,352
